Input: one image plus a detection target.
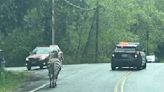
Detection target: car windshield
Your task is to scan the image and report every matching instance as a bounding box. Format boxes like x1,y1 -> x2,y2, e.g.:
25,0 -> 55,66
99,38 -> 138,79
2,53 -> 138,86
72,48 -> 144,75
32,47 -> 51,54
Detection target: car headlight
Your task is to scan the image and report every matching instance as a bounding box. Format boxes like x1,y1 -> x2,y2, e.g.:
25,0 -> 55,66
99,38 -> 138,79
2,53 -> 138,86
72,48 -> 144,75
39,57 -> 46,61
26,58 -> 29,61
135,54 -> 138,58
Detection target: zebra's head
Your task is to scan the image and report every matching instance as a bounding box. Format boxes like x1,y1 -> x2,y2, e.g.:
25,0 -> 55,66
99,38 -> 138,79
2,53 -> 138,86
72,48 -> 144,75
49,50 -> 58,59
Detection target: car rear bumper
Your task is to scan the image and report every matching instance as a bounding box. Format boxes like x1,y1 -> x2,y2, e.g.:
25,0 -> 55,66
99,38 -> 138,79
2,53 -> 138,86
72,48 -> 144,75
112,59 -> 139,67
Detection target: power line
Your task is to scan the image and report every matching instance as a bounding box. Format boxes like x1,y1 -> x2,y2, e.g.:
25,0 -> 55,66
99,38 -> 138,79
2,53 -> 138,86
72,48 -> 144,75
64,0 -> 96,11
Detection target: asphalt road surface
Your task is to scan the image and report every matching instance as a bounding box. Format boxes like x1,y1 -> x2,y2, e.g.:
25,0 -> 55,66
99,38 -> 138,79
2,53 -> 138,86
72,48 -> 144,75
7,63 -> 164,92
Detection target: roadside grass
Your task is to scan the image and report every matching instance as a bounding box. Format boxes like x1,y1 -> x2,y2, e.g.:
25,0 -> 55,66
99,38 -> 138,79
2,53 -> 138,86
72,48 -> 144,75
0,69 -> 31,92
160,58 -> 164,63
158,57 -> 164,63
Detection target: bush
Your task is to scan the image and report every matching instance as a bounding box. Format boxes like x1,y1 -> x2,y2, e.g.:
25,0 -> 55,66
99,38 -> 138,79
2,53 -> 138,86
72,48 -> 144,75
98,56 -> 111,63
0,70 -> 30,92
1,29 -> 50,67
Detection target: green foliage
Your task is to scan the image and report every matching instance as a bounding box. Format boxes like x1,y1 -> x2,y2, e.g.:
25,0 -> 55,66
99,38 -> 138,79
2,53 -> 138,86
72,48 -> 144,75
0,0 -> 164,66
1,30 -> 47,66
0,70 -> 30,92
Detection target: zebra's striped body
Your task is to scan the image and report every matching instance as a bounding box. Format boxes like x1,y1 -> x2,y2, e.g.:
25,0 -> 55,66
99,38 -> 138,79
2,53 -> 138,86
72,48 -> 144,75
47,52 -> 62,88
58,51 -> 64,61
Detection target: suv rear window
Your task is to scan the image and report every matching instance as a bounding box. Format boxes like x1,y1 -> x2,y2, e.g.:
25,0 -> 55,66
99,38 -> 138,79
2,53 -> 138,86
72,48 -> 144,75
115,47 -> 136,52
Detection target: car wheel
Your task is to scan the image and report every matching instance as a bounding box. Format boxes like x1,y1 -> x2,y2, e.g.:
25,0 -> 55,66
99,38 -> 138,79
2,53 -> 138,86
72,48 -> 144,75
136,65 -> 142,70
136,67 -> 140,70
27,64 -> 31,70
40,64 -> 43,69
143,63 -> 146,69
136,63 -> 142,70
111,64 -> 116,70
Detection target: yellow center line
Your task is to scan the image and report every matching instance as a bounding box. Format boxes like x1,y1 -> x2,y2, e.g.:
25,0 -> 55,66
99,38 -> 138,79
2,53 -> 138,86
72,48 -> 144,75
114,76 -> 122,92
114,71 -> 132,92
120,72 -> 132,92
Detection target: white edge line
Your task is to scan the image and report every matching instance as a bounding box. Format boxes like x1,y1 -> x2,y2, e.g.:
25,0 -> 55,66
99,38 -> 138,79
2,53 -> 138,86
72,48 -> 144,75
29,82 -> 49,92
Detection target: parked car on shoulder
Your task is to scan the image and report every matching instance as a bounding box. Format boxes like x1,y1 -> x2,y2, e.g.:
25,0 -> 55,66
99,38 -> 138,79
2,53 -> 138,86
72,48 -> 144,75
146,55 -> 159,63
25,45 -> 61,70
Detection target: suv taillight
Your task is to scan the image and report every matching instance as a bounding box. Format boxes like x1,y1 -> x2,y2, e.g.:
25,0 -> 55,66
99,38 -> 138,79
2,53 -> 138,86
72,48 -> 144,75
135,54 -> 137,58
112,54 -> 115,57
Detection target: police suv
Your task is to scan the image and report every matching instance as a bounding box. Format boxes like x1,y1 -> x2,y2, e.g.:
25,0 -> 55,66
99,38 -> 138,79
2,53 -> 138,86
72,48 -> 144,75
111,42 -> 146,70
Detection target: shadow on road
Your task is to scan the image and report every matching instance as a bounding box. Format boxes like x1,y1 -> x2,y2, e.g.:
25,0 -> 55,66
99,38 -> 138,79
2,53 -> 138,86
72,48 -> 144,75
110,67 -> 143,71
27,67 -> 47,71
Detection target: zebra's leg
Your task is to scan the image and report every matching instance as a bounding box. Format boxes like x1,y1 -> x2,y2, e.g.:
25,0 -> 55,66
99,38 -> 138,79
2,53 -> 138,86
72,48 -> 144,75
52,72 -> 55,88
53,67 -> 60,87
49,75 -> 52,88
48,65 -> 52,88
56,67 -> 61,79
54,79 -> 57,87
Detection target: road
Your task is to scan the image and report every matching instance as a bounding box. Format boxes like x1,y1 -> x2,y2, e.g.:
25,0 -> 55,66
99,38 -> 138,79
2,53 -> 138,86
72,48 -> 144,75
7,63 -> 164,92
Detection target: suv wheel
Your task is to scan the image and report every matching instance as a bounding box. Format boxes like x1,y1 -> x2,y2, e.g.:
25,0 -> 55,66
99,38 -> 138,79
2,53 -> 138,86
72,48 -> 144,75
137,55 -> 142,70
111,64 -> 116,70
136,65 -> 142,70
143,63 -> 146,69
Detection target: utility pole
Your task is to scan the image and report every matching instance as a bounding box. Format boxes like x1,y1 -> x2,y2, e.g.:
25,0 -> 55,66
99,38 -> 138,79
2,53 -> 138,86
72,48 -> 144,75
146,30 -> 149,55
52,0 -> 55,45
95,1 -> 99,63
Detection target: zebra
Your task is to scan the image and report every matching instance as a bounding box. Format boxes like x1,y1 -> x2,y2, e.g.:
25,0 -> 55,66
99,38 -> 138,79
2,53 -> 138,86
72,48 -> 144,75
47,50 -> 62,88
58,50 -> 64,65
